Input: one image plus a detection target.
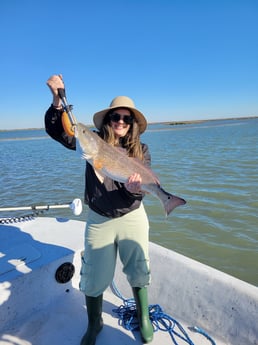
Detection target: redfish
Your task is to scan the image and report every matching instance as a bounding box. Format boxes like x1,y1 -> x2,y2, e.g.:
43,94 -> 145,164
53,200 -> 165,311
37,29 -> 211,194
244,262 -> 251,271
75,122 -> 186,216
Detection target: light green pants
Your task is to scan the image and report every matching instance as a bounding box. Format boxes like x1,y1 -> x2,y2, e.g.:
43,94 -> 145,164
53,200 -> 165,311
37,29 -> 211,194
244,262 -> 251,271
80,203 -> 151,297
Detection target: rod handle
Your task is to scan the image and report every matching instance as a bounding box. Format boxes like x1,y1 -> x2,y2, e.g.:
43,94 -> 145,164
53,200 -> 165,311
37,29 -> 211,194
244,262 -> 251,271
57,88 -> 66,101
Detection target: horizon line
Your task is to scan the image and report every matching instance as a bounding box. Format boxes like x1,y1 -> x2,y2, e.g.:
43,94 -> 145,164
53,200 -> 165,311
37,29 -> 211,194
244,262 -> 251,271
1,115 -> 257,132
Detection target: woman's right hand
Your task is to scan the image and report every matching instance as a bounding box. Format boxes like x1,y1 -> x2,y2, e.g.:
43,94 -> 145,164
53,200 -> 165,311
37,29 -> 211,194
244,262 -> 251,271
125,173 -> 142,194
46,74 -> 64,108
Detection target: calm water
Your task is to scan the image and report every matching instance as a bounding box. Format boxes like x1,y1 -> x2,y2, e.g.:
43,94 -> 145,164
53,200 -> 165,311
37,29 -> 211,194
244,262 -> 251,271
1,118 -> 258,286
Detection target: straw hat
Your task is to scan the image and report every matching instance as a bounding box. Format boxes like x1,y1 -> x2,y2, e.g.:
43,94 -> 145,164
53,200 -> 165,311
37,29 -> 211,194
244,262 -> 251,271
93,96 -> 147,134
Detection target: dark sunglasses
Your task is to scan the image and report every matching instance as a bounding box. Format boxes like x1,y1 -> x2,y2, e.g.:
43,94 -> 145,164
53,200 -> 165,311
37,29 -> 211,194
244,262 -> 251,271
109,113 -> 134,125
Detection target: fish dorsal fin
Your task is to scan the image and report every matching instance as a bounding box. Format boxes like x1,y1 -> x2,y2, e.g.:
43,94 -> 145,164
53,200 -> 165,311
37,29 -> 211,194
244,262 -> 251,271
143,165 -> 160,185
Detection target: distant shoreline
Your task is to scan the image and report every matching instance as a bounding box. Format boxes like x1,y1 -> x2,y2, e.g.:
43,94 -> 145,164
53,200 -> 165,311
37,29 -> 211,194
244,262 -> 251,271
150,115 -> 258,126
1,115 -> 257,132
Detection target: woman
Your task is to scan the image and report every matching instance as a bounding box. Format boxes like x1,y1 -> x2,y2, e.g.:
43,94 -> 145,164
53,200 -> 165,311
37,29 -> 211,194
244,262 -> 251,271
45,75 -> 154,344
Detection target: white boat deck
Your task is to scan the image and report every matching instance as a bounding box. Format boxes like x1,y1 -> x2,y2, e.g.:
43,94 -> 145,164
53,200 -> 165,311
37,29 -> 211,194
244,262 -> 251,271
0,289 -> 226,345
0,217 -> 257,345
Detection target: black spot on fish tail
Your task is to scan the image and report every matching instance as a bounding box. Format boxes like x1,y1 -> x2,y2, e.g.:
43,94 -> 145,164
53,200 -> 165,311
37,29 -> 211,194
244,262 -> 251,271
159,186 -> 186,216
160,187 -> 185,201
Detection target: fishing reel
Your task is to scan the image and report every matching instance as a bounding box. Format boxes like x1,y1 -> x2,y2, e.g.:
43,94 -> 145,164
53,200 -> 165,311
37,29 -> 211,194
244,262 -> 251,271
58,88 -> 77,137
62,107 -> 75,137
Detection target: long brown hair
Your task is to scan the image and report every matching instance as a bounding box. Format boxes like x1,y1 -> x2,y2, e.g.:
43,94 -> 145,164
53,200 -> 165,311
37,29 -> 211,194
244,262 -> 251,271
99,109 -> 144,161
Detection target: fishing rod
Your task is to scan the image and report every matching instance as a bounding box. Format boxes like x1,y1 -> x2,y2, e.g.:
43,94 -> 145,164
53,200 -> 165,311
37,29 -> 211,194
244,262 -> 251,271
0,198 -> 83,216
58,86 -> 78,136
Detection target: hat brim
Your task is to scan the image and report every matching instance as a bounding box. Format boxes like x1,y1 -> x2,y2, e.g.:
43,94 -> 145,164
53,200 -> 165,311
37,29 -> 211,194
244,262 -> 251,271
93,105 -> 147,134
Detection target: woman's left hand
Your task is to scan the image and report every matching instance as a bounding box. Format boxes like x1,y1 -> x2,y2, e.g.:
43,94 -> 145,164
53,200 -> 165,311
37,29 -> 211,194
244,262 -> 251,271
125,173 -> 142,194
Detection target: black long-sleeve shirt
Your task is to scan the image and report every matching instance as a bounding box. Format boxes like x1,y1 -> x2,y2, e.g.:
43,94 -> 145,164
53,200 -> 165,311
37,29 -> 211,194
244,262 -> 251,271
44,105 -> 151,218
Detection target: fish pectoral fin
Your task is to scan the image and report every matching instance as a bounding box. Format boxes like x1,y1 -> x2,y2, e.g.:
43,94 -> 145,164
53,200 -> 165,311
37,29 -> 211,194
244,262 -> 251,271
94,169 -> 105,183
93,158 -> 104,170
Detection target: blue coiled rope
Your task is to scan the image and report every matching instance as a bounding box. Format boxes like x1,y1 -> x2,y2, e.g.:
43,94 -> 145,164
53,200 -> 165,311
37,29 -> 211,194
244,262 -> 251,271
111,281 -> 216,345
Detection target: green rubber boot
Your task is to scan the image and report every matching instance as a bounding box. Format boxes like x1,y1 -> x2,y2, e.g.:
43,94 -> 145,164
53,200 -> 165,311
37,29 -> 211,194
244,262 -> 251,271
80,295 -> 103,345
132,287 -> 154,343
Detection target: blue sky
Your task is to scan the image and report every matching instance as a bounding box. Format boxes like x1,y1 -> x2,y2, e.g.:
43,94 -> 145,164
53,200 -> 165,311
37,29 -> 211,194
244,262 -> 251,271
1,0 -> 257,129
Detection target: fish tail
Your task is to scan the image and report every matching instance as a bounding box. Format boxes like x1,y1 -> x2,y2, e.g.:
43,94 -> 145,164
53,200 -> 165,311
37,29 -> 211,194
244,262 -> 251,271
159,187 -> 186,216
